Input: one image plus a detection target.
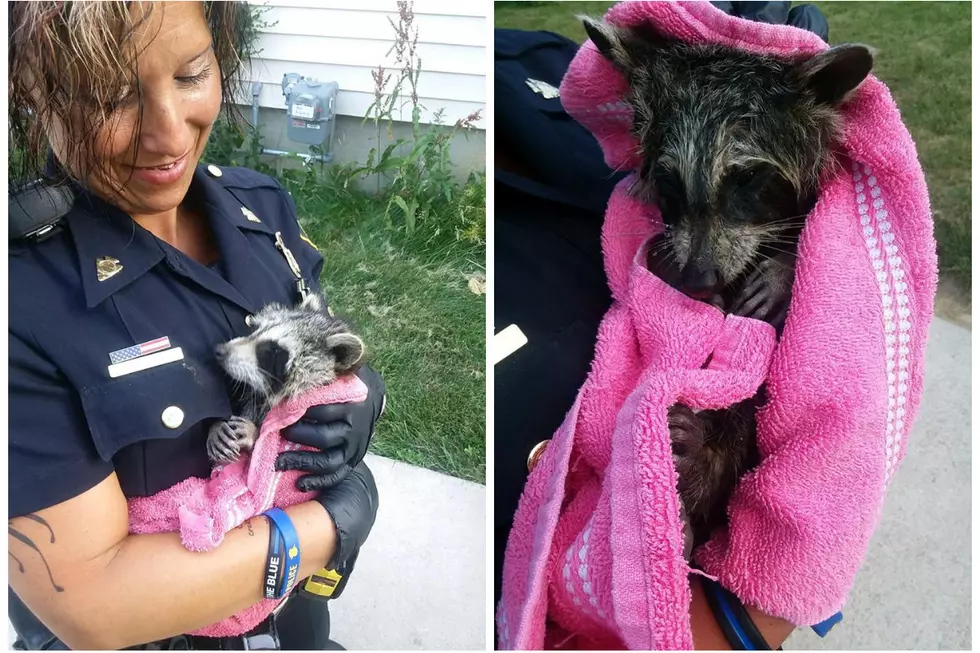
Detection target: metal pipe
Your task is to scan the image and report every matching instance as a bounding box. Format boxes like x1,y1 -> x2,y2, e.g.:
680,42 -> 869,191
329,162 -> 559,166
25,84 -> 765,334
251,82 -> 262,135
326,95 -> 338,161
258,148 -> 333,165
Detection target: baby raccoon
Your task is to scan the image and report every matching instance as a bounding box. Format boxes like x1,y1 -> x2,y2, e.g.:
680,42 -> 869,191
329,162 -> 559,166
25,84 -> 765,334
582,17 -> 873,544
206,293 -> 365,465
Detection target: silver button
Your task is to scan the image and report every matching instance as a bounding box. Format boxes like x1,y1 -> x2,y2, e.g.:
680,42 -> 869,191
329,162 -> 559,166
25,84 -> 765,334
162,406 -> 185,429
207,164 -> 222,178
245,315 -> 256,327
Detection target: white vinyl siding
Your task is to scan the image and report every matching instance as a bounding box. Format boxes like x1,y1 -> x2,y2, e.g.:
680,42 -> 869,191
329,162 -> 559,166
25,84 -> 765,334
243,0 -> 486,128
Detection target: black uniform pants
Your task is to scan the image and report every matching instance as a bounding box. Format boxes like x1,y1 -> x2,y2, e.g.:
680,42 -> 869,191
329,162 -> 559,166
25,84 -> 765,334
170,593 -> 343,651
185,593 -> 337,650
10,587 -> 339,650
274,592 -> 336,650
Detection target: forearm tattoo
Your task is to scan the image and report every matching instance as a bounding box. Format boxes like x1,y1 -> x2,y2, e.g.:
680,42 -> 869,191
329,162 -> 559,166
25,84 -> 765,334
9,514 -> 64,592
236,518 -> 256,537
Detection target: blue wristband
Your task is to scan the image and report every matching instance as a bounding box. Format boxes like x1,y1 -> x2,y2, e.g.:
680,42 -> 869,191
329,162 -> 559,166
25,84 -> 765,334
811,611 -> 843,637
701,576 -> 756,649
263,519 -> 283,600
263,508 -> 301,598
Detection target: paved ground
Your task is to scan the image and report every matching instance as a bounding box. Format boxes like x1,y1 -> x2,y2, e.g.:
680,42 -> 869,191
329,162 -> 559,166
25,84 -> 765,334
328,454 -> 486,650
785,317 -> 971,650
8,453 -> 486,651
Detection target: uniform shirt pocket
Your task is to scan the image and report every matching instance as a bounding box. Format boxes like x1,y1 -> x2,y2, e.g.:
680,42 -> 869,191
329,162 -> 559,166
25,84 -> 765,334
79,360 -> 232,461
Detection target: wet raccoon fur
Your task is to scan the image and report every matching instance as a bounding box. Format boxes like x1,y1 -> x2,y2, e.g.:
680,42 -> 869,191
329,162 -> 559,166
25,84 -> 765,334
582,17 -> 873,546
206,293 -> 365,465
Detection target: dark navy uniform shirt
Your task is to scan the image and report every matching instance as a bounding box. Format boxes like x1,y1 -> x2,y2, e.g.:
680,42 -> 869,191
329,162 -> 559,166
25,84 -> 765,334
9,162 -> 325,518
493,28 -> 626,613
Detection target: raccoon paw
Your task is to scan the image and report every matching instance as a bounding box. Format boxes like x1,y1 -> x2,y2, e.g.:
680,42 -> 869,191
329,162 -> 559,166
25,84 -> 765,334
667,404 -> 704,458
667,404 -> 726,522
731,264 -> 790,329
207,416 -> 258,464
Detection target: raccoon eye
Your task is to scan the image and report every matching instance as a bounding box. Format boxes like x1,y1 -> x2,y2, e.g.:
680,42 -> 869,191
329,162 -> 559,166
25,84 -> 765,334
652,168 -> 684,214
639,158 -> 653,181
255,340 -> 290,391
730,167 -> 760,187
654,185 -> 680,217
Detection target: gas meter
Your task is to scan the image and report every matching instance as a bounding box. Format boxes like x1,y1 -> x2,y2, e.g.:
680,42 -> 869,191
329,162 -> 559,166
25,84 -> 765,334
282,74 -> 338,147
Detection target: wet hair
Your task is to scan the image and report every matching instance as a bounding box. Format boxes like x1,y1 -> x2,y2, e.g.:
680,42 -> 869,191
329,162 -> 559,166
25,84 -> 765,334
8,1 -> 252,192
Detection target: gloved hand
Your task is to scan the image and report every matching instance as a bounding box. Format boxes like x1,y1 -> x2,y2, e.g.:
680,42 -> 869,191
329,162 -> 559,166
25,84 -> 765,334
276,364 -> 386,492
317,461 -> 379,570
710,1 -> 830,41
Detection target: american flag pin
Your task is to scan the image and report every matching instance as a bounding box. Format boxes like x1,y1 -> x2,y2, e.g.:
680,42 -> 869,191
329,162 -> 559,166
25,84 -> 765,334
109,336 -> 172,364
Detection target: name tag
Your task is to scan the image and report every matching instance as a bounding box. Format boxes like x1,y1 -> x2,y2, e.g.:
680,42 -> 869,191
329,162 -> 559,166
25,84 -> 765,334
108,347 -> 184,378
493,324 -> 527,365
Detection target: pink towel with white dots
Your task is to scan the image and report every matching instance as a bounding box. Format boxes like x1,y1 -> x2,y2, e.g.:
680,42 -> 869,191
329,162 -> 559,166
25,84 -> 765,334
127,375 -> 368,637
496,2 -> 937,649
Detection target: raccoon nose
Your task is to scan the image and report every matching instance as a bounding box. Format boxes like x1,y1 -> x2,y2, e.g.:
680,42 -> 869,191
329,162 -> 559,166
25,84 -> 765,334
214,343 -> 228,360
681,268 -> 720,300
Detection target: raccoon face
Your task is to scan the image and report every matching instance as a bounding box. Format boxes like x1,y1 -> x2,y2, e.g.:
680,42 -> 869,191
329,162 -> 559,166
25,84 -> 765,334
214,293 -> 364,403
582,17 -> 873,296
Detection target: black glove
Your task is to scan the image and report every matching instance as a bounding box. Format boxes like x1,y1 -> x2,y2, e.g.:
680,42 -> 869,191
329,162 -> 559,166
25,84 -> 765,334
317,461 -> 379,570
710,1 -> 830,41
275,364 -> 386,492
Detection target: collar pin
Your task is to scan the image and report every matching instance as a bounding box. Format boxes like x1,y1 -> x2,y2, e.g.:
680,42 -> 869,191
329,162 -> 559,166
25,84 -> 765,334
525,78 -> 560,99
96,256 -> 123,282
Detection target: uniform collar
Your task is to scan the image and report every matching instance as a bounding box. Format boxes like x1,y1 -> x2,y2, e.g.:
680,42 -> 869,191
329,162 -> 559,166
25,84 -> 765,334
66,182 -> 168,309
191,165 -> 282,314
194,166 -> 276,238
67,162 -> 274,310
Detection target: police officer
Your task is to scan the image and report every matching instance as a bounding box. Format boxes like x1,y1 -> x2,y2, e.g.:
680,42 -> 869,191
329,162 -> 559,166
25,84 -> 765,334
494,3 -> 829,649
9,2 -> 383,649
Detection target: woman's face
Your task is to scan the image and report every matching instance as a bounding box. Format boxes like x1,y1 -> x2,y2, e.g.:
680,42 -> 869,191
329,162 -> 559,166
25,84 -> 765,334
50,1 -> 222,217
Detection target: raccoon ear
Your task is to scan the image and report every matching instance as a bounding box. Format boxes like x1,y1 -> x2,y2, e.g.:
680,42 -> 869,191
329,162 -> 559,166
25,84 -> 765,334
301,292 -> 324,312
797,44 -> 874,106
580,16 -> 669,74
327,333 -> 364,374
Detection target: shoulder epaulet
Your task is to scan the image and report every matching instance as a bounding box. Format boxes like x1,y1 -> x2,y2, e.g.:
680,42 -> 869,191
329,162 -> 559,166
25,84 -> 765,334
202,163 -> 281,192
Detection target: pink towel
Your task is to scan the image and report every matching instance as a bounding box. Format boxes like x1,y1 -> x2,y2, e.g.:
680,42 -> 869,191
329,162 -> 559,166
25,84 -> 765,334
497,2 -> 937,649
128,375 -> 369,637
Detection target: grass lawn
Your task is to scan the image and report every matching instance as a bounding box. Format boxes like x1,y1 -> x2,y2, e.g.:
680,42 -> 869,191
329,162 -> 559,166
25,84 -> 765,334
495,1 -> 972,295
292,187 -> 486,483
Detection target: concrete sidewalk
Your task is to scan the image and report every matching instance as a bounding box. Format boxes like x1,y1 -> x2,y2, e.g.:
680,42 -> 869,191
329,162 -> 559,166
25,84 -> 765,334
785,317 -> 971,650
328,453 -> 486,650
8,453 -> 486,650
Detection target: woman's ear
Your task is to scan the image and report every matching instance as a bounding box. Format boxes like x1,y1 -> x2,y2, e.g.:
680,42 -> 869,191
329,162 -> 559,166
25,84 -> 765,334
796,44 -> 874,106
